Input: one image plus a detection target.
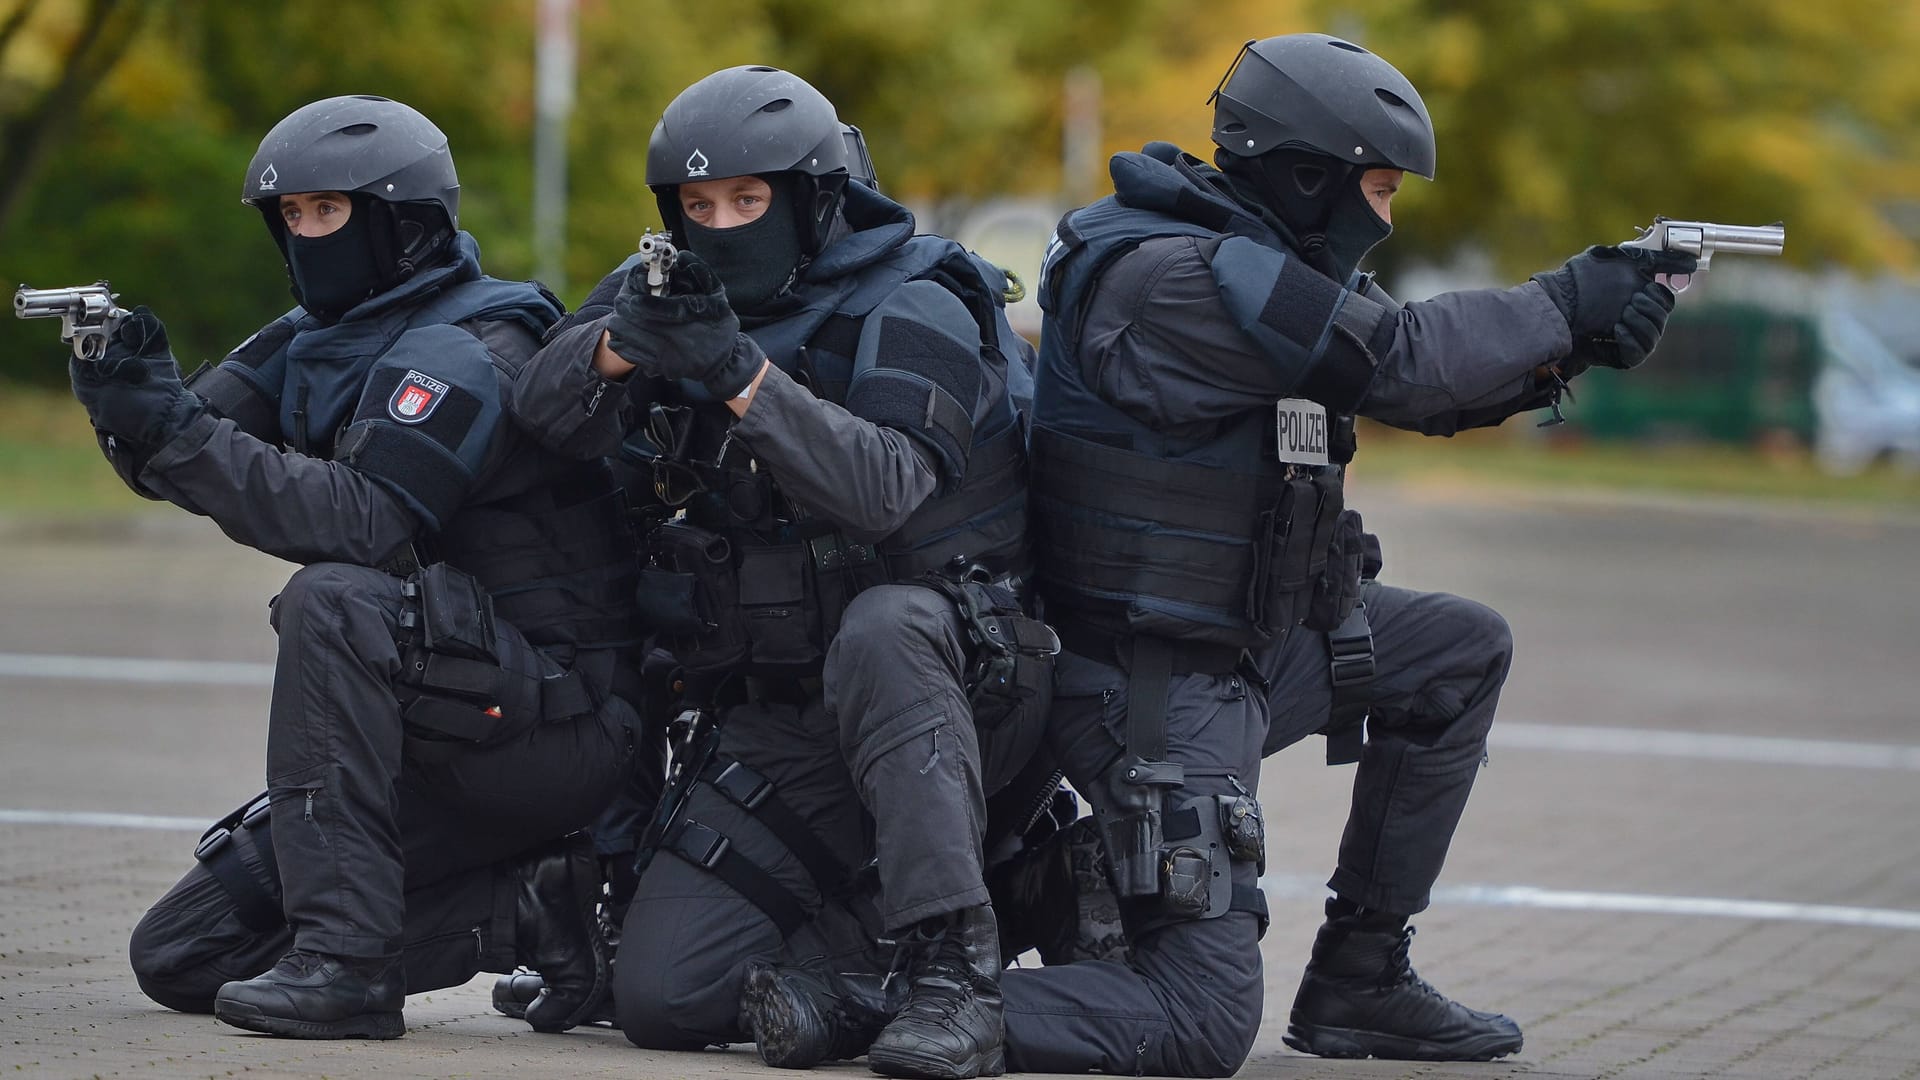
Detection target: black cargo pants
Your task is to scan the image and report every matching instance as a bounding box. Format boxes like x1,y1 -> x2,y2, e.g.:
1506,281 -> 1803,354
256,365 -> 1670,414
617,582 -> 1036,1048
1000,580 -> 1512,1076
127,562 -> 636,1012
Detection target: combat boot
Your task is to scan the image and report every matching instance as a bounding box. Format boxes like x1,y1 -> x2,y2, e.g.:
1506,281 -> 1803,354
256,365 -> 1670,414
1284,899 -> 1523,1061
511,832 -> 611,1033
213,949 -> 404,1039
740,958 -> 904,1068
867,903 -> 1005,1079
491,968 -> 619,1026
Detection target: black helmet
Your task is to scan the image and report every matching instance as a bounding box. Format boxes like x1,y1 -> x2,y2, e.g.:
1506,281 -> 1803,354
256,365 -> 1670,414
243,95 -> 460,223
646,66 -> 849,251
1209,34 -> 1435,178
842,123 -> 880,190
243,95 -> 459,279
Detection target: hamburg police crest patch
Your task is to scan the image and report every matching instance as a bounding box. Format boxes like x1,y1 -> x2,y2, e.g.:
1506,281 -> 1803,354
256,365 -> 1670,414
388,370 -> 449,424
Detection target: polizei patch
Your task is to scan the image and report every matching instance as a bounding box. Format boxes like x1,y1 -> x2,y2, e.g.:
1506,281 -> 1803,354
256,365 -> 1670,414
388,370 -> 450,424
1274,397 -> 1330,466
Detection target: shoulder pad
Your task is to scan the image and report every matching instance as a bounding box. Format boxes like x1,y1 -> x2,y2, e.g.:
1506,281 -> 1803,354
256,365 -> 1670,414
848,279 -> 983,486
337,323 -> 502,532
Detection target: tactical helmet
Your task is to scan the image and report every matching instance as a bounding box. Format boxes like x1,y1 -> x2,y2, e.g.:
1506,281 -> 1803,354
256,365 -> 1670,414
1209,34 -> 1435,178
646,66 -> 850,251
242,95 -> 460,280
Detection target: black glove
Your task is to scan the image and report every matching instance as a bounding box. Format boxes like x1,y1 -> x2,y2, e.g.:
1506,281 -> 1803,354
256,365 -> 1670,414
605,250 -> 763,399
1533,246 -> 1692,369
68,306 -> 203,453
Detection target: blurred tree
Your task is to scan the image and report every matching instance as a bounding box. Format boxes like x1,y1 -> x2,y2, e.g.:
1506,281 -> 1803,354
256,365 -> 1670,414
3,0 -> 1918,387
0,0 -> 148,239
1315,0 -> 1920,276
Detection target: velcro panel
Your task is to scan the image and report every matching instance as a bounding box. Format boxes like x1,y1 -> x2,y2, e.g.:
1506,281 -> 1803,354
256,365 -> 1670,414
1211,236 -> 1346,392
338,419 -> 473,532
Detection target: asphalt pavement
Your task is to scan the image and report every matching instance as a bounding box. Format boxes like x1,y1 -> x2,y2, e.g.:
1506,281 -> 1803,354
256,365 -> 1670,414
3,476 -> 1919,1079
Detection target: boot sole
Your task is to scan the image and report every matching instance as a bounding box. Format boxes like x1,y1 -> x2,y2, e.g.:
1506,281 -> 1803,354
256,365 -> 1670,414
214,998 -> 404,1040
868,1043 -> 1006,1079
1283,1020 -> 1521,1062
743,965 -> 834,1069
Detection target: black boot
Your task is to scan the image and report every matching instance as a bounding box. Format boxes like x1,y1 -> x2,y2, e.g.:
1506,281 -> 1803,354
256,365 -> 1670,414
512,832 -> 611,1033
867,904 -> 1005,1079
1283,901 -> 1523,1061
740,958 -> 904,1069
213,949 -> 404,1040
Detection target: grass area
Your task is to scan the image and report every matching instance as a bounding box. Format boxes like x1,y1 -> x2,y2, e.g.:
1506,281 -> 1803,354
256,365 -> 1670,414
0,381 -> 162,515
1353,421 -> 1920,509
2,381 -> 1916,514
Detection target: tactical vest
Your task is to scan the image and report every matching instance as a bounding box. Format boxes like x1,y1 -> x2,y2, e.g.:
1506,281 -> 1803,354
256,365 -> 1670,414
195,272 -> 640,653
635,235 -> 1030,675
1031,198 -> 1353,649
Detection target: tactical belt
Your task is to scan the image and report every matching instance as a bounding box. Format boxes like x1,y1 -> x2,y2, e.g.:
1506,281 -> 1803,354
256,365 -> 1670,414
1323,601 -> 1375,766
1053,621 -> 1245,677
194,793 -> 284,932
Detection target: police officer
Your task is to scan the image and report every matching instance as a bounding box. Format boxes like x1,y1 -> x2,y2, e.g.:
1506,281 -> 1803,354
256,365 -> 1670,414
508,67 -> 1049,1079
73,96 -> 646,1039
986,34 -> 1693,1075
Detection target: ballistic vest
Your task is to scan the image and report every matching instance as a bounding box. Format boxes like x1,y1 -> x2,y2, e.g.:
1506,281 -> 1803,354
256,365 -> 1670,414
197,236 -> 640,652
1031,150 -> 1352,648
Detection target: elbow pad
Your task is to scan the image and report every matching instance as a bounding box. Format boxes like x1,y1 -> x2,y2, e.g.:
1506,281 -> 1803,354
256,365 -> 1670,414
337,324 -> 502,532
1210,236 -> 1397,413
846,281 -> 982,486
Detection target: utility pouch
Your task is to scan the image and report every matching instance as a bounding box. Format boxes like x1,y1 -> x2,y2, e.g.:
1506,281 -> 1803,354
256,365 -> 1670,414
1304,509 -> 1367,632
738,542 -> 821,669
412,563 -> 497,662
1219,793 -> 1266,874
640,520 -> 750,673
1161,847 -> 1212,916
921,568 -> 1060,731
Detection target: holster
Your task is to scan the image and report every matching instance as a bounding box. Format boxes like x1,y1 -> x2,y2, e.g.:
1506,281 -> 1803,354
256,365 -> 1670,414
635,519 -> 751,673
1251,472 -> 1343,636
919,566 -> 1060,731
396,563 -> 517,755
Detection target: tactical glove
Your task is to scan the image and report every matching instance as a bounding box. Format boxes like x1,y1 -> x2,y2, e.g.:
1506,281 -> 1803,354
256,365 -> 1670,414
68,306 -> 204,456
606,250 -> 763,399
1533,246 -> 1692,370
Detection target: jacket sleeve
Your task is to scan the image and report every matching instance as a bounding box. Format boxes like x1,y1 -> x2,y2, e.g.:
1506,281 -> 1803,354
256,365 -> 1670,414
728,361 -> 939,539
1081,235 -> 1574,432
136,320 -> 521,567
509,268 -> 646,459
137,409 -> 421,566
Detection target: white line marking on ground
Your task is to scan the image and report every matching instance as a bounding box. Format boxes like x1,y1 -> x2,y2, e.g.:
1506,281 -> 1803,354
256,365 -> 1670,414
0,809 -> 208,832
1493,722 -> 1920,771
0,652 -> 274,686
1260,873 -> 1920,931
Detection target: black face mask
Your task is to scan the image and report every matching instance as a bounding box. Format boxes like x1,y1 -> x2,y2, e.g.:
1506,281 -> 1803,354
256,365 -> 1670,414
680,184 -> 804,314
286,207 -> 385,319
1218,149 -> 1391,281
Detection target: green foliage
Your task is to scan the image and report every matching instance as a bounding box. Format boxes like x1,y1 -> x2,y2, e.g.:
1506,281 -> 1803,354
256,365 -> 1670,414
3,0 -> 1919,386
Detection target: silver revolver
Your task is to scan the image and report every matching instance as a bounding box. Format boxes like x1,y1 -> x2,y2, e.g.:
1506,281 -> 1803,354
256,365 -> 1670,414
636,230 -> 678,297
1620,217 -> 1786,290
14,281 -> 130,361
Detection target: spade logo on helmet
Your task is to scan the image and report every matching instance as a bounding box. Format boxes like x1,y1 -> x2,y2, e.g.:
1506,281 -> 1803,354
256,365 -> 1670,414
258,163 -> 278,192
685,149 -> 710,178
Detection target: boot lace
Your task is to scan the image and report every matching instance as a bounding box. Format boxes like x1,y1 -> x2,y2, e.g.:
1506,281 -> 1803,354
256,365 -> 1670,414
1379,925 -> 1446,1001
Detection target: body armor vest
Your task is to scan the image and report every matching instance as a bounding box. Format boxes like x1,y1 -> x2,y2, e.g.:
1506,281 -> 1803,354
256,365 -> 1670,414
1031,166 -> 1354,649
633,232 -> 1030,676
197,243 -> 639,652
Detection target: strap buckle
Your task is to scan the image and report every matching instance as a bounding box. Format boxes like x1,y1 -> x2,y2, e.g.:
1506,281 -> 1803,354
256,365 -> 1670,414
669,819 -> 731,870
709,760 -> 771,811
194,824 -> 232,861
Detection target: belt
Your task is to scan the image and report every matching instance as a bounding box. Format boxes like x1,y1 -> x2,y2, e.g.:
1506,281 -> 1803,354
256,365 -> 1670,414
1054,620 -> 1245,676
